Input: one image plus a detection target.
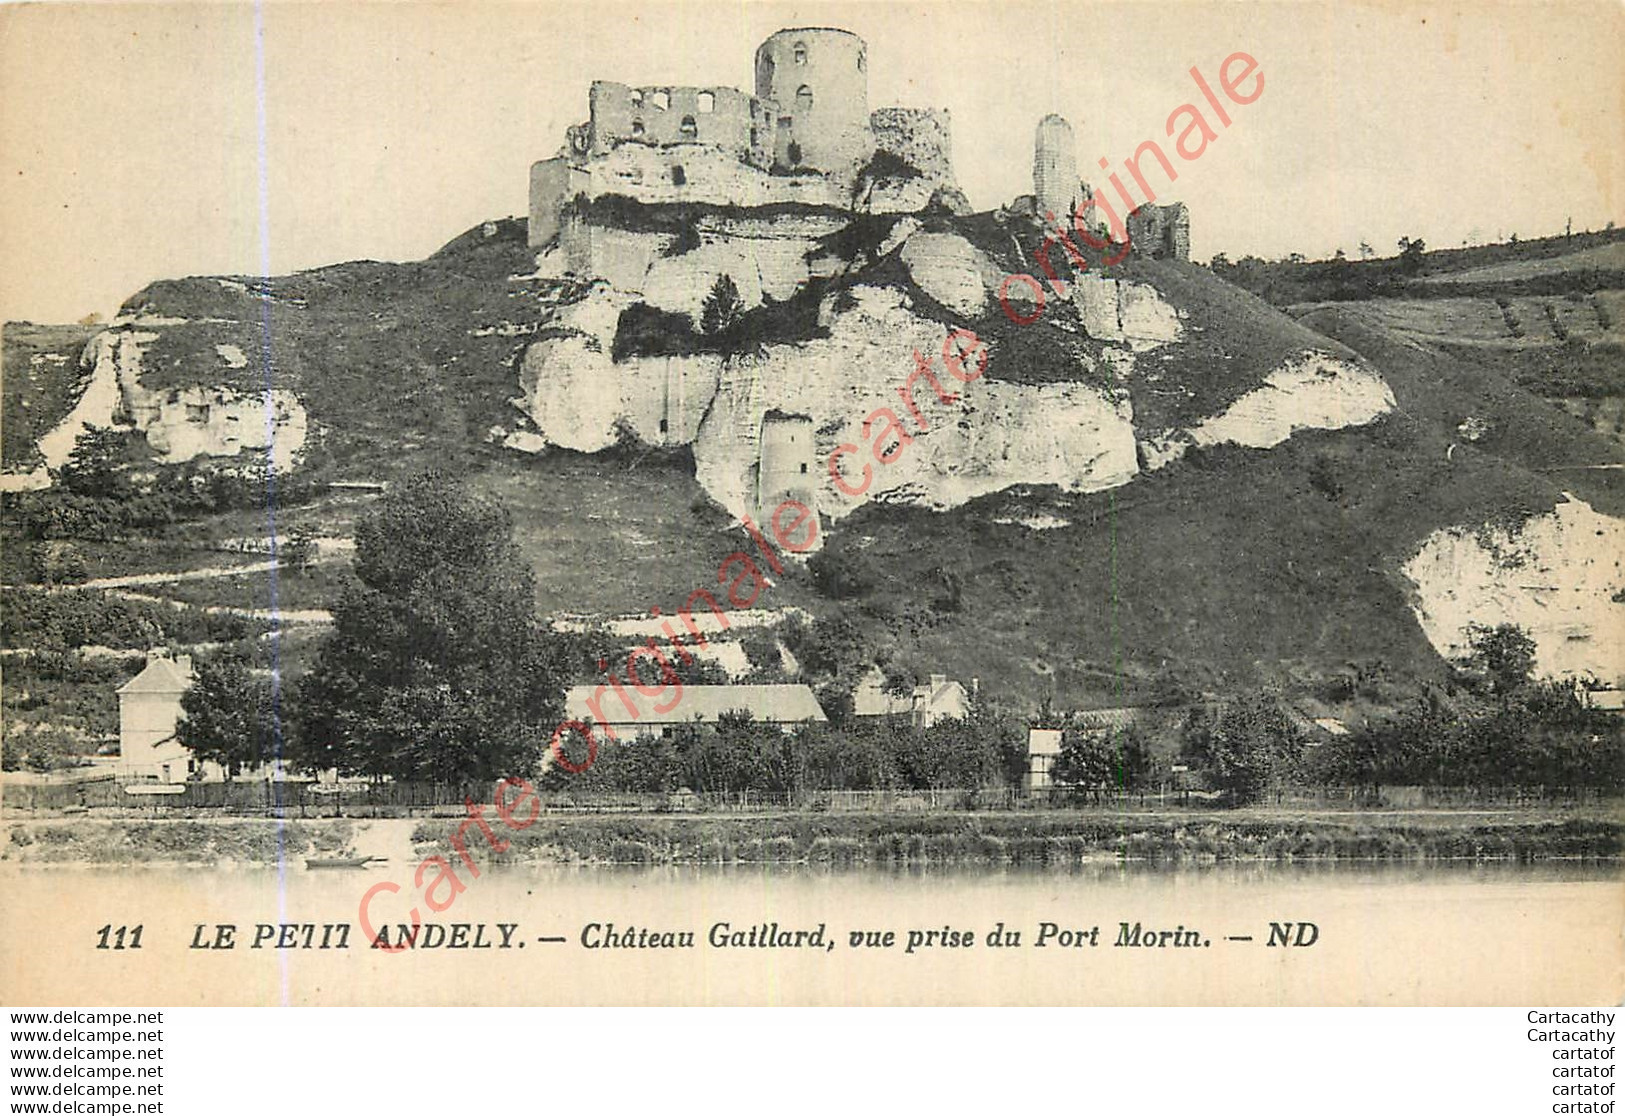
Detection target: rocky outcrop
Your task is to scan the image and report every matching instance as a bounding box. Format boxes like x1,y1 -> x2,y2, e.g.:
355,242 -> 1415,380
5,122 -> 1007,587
517,285 -> 723,452
898,232 -> 993,317
692,285 -> 1138,524
1071,274 -> 1183,348
561,212 -> 844,327
1401,496 -> 1625,682
1142,352 -> 1395,467
33,326 -> 309,476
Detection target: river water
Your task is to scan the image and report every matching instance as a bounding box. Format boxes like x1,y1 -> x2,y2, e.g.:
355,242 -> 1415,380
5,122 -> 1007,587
2,859 -> 1618,1005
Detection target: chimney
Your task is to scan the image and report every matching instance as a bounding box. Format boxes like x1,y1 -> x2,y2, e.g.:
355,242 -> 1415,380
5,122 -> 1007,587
176,655 -> 194,675
930,673 -> 947,691
972,677 -> 980,696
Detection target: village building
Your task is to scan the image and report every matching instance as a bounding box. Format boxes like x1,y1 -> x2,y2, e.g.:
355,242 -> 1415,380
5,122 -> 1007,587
562,682 -> 826,741
1026,707 -> 1155,792
851,667 -> 972,729
115,650 -> 222,783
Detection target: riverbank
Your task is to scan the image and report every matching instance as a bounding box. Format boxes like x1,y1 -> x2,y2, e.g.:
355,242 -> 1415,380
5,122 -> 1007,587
5,809 -> 1619,866
2,818 -> 356,864
412,809 -> 1623,866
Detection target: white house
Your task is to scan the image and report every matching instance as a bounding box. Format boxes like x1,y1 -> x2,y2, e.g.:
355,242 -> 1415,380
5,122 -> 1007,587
1026,727 -> 1064,791
852,668 -> 972,729
116,650 -> 198,783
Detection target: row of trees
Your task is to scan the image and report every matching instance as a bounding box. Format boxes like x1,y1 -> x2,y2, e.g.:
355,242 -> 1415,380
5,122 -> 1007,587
542,708 -> 1028,797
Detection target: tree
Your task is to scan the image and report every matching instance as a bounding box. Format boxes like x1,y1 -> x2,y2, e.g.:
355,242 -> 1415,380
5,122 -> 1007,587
292,472 -> 565,782
1050,729 -> 1115,796
3,725 -> 79,773
1051,724 -> 1154,798
686,710 -> 789,793
1181,693 -> 1303,805
178,654 -> 281,776
1357,241 -> 1374,260
700,274 -> 744,336
794,723 -> 895,791
281,528 -> 317,573
1398,237 -> 1427,275
1460,622 -> 1536,698
57,426 -> 129,499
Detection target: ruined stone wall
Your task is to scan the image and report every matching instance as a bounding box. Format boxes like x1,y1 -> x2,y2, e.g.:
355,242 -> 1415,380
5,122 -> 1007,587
583,144 -> 845,209
1034,114 -> 1082,222
529,157 -> 590,249
559,208 -> 842,324
1126,202 -> 1191,261
756,411 -> 817,522
586,81 -> 773,169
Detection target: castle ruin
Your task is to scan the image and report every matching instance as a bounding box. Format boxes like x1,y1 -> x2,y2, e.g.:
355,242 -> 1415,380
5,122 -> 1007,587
517,28 -> 1195,541
529,27 -> 968,249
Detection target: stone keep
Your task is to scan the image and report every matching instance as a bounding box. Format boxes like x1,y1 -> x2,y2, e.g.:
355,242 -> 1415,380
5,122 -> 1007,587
754,28 -> 873,181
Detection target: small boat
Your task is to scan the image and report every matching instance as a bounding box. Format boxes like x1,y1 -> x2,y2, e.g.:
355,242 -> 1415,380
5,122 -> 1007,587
304,855 -> 381,870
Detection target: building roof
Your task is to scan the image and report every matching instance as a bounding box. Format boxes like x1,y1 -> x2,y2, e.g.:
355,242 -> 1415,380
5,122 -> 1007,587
1071,708 -> 1142,731
116,656 -> 195,696
563,683 -> 826,726
1585,689 -> 1625,712
1027,727 -> 1064,756
852,667 -> 968,719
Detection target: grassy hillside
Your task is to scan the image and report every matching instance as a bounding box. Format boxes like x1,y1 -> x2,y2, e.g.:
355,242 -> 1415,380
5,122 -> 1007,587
0,322 -> 99,469
6,209 -> 1622,732
116,218 -> 577,481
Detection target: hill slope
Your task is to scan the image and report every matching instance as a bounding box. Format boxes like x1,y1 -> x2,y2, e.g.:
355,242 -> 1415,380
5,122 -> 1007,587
5,208 -> 1622,714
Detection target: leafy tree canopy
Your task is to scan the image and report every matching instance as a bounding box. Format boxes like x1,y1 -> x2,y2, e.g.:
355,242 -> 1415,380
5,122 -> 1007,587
293,472 -> 564,782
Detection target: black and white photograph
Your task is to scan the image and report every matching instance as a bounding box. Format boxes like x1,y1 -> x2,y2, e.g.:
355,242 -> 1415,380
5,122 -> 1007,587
0,0 -> 1620,1024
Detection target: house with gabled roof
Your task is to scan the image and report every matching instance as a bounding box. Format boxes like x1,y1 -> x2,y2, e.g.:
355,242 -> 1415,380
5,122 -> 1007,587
116,649 -> 201,783
852,667 -> 971,729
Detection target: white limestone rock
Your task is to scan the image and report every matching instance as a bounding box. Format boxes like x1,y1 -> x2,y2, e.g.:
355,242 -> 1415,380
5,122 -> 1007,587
1402,496 -> 1625,682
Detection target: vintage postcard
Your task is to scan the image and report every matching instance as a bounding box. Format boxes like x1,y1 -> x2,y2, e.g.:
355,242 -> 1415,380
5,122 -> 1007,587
1,0 -> 1620,1007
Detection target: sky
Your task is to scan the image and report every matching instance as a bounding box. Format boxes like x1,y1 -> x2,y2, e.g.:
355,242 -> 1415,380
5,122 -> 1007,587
0,0 -> 1620,324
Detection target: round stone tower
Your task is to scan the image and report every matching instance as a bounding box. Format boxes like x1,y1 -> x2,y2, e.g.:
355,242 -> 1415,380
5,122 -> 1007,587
754,28 -> 873,181
1034,114 -> 1081,222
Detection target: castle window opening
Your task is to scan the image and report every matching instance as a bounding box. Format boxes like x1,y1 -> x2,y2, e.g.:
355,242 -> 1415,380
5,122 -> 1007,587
793,41 -> 807,65
185,403 -> 210,423
858,47 -> 866,72
800,463 -> 808,474
680,115 -> 697,140
631,119 -> 645,137
630,90 -> 644,108
796,84 -> 813,111
659,419 -> 669,434
697,91 -> 714,113
671,164 -> 686,185
651,90 -> 670,111
750,125 -> 758,146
